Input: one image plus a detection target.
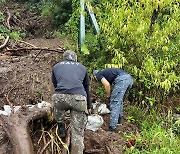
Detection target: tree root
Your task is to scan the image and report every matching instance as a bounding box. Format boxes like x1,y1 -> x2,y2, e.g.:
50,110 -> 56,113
0,103 -> 52,154
39,140 -> 51,154
15,39 -> 37,48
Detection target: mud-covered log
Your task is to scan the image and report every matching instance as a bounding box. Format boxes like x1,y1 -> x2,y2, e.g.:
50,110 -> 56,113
0,102 -> 52,154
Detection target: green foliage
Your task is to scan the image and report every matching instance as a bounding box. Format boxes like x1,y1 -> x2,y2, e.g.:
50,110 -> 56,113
81,44 -> 90,55
175,106 -> 180,113
126,116 -> 136,123
81,32 -> 101,56
0,25 -> 8,34
64,0 -> 79,36
25,0 -> 44,12
24,0 -> 73,27
91,0 -> 180,103
95,85 -> 105,98
41,0 -> 72,27
0,13 -> 9,44
173,119 -> 180,136
0,12 -> 4,22
9,32 -> 22,39
0,0 -> 5,3
124,107 -> 180,153
0,10 -> 26,42
125,105 -> 145,125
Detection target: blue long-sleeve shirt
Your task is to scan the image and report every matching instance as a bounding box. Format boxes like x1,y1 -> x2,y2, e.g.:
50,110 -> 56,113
95,68 -> 126,85
52,60 -> 91,109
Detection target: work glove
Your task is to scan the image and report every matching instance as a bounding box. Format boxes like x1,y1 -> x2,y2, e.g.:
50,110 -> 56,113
106,96 -> 110,109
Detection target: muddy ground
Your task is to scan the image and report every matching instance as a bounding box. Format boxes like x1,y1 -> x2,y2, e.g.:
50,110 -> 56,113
0,37 -> 139,154
0,1 -> 139,153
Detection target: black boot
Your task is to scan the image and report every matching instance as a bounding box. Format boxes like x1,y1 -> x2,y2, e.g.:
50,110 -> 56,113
109,126 -> 117,132
118,116 -> 124,125
57,122 -> 66,138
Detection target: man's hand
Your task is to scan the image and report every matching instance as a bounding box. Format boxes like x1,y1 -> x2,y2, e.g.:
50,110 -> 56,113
107,97 -> 110,103
106,97 -> 110,109
85,109 -> 92,115
87,109 -> 92,115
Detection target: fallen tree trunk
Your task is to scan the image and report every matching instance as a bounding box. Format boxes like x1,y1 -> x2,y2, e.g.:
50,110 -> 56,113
0,102 -> 52,154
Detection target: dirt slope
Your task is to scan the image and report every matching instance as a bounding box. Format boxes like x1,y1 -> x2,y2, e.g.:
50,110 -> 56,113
0,38 -> 63,106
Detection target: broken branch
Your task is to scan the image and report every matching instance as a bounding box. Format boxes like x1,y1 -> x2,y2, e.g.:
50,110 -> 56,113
15,39 -> 37,48
6,47 -> 64,53
33,49 -> 43,61
6,10 -> 11,29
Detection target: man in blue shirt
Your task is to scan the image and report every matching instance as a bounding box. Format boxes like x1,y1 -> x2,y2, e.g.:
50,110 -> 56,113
93,68 -> 133,132
52,50 -> 91,154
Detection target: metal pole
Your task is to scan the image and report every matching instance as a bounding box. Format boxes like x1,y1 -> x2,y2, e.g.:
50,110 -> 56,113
79,0 -> 85,51
86,2 -> 100,34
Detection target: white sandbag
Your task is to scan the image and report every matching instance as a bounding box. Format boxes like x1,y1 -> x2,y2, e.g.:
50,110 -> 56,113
92,101 -> 100,110
14,106 -> 21,112
37,101 -> 51,108
0,110 -> 9,116
92,101 -> 110,115
4,105 -> 11,114
98,103 -> 110,114
86,114 -> 104,131
0,101 -> 52,116
0,105 -> 12,116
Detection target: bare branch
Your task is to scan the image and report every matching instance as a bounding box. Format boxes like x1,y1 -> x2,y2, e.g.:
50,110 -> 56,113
15,39 -> 37,48
6,47 -> 64,53
0,36 -> 9,49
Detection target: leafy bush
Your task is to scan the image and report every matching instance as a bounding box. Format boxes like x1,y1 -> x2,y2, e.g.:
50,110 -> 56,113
0,11 -> 8,44
0,10 -> 26,42
93,0 -> 180,104
0,0 -> 5,3
41,0 -> 72,27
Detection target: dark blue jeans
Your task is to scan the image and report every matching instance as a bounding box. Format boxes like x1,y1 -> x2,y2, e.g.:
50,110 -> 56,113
110,74 -> 133,128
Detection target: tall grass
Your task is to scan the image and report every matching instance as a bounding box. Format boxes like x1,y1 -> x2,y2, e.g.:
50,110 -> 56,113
124,105 -> 180,154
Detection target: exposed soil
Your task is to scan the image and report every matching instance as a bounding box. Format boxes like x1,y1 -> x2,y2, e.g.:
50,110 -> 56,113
0,1 -> 139,153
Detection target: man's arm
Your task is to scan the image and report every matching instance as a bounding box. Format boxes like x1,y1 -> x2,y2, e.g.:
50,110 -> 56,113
101,78 -> 111,98
83,72 -> 91,110
52,70 -> 57,88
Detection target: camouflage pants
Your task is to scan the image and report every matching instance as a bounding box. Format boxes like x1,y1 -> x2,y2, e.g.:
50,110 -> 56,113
110,74 -> 133,128
52,94 -> 87,154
